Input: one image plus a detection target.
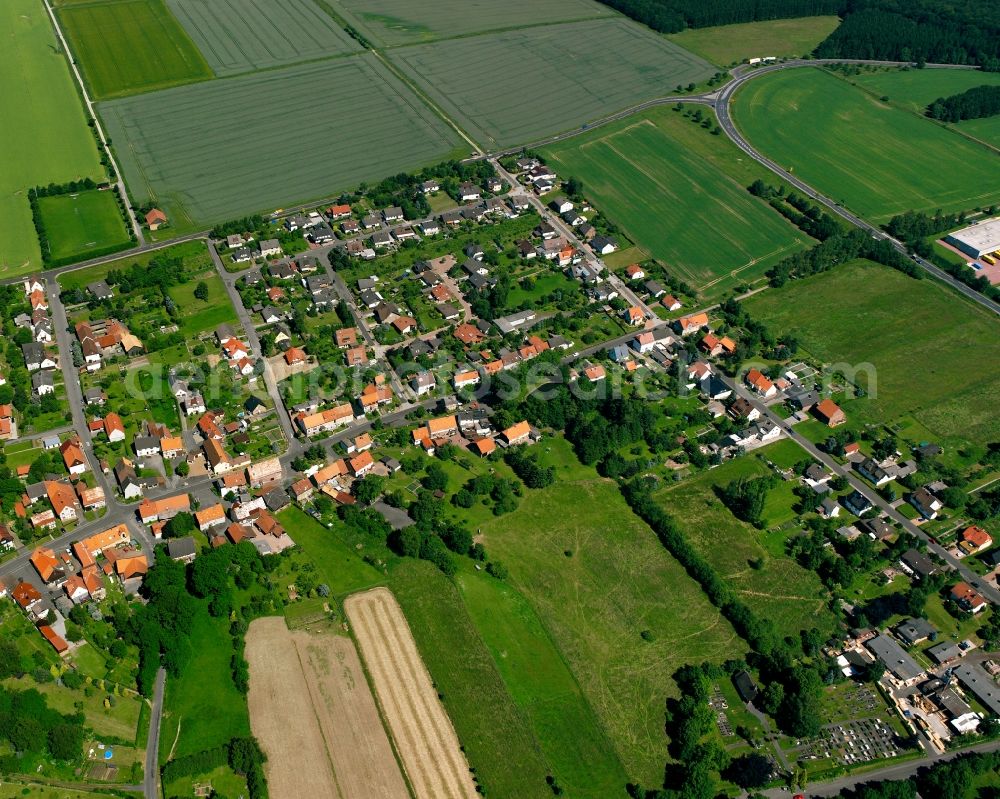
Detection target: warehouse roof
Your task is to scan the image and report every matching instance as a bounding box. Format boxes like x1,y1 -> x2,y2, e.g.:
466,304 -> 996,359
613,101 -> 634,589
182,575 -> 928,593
946,217 -> 1000,255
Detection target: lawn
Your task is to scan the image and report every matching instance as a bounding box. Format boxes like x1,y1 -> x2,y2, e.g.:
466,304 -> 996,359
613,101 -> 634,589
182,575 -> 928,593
35,189 -> 130,263
456,565 -> 629,799
388,559 -> 554,799
275,506 -> 384,597
389,18 -> 714,149
330,0 -> 613,47
733,67 -> 1000,222
58,239 -> 210,291
166,269 -> 238,337
666,15 -> 841,66
744,259 -> 1000,452
160,611 -> 250,762
100,54 -> 463,231
474,438 -> 747,784
542,105 -> 810,296
164,0 -> 361,76
5,675 -> 141,742
850,67 -> 1000,149
58,0 -> 211,99
0,0 -> 105,276
654,450 -> 836,638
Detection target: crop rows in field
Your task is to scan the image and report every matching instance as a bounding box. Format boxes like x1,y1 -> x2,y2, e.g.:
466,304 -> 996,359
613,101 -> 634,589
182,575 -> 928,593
100,55 -> 461,228
389,18 -> 715,149
543,110 -> 810,292
165,0 -> 361,76
58,0 -> 212,99
734,68 -> 1000,222
330,0 -> 613,47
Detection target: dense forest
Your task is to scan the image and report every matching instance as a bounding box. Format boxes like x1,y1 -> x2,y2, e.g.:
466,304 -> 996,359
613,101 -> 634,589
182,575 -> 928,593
600,0 -> 1000,68
928,84 -> 1000,121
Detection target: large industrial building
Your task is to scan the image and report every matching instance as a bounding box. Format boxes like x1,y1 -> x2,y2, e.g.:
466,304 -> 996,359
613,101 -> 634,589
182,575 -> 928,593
944,217 -> 1000,260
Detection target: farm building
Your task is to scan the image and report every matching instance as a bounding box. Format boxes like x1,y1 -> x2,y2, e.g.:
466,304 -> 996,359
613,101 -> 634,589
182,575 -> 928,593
944,217 -> 1000,260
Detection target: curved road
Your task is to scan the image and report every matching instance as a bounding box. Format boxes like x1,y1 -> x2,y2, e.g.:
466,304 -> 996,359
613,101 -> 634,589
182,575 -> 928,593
713,60 -> 1000,317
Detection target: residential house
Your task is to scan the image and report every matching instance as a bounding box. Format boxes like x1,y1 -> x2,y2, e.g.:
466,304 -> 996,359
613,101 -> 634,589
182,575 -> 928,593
813,399 -> 846,427
909,486 -> 943,520
959,525 -> 993,556
167,537 -> 197,563
745,368 -> 776,398
137,494 -> 190,524
61,438 -> 88,476
675,312 -> 709,337
952,582 -> 988,613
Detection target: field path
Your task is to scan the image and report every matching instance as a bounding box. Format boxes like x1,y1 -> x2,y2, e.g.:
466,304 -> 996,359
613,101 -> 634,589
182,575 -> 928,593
346,588 -> 478,799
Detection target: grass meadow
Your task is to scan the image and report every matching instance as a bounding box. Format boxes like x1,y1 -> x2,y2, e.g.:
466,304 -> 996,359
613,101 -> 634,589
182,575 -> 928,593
851,67 -> 1000,149
542,106 -> 810,296
476,438 -> 747,784
666,16 -> 841,66
36,189 -> 130,262
160,611 -> 251,762
0,0 -> 104,277
57,0 -> 211,99
389,559 -> 555,799
733,67 -> 1000,222
100,54 -> 463,231
166,269 -> 238,336
58,239 -> 210,291
456,565 -> 629,799
330,0 -> 613,47
164,0 -> 361,76
390,18 -> 714,149
654,451 -> 837,637
744,259 -> 1000,453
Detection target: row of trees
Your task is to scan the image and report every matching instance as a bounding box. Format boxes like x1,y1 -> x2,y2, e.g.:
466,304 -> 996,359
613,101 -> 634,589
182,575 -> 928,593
163,736 -> 267,799
928,83 -> 1000,121
595,0 -> 841,35
817,2 -> 1000,71
883,208 -> 1000,303
766,226 -> 921,287
748,180 -> 843,241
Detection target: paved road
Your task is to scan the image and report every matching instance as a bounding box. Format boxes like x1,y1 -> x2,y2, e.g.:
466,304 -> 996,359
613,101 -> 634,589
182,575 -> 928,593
210,242 -> 300,448
755,736 -> 1000,798
47,278 -> 117,503
490,158 -> 658,319
712,60 -> 1000,319
41,0 -> 143,245
719,373 -> 1000,605
145,667 -> 166,799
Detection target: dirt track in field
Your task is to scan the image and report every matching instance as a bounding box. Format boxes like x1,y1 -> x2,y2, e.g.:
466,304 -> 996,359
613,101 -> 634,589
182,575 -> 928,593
245,616 -> 409,799
345,588 -> 478,799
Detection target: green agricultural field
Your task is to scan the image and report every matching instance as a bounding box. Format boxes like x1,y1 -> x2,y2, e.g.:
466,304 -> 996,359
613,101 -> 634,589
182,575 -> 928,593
100,55 -> 462,230
0,0 -> 105,276
666,15 -> 841,67
476,439 -> 747,784
330,0 -> 613,47
390,18 -> 714,149
744,259 -> 1000,452
733,67 -> 1000,222
851,67 -> 1000,149
542,106 -> 810,296
456,565 -> 629,799
654,451 -> 836,637
160,612 -> 250,762
389,560 -> 554,799
58,0 -> 211,99
165,0 -> 361,75
36,189 -> 130,262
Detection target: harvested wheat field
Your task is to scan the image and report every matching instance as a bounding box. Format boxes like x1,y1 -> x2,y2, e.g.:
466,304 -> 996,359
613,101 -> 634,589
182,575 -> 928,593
245,616 -> 409,799
345,588 -> 478,799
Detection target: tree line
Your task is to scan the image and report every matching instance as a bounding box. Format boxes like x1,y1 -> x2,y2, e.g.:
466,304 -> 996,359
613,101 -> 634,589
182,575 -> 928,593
928,83 -> 1000,121
595,0 -> 841,35
883,208 -> 1000,303
817,1 -> 1000,71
